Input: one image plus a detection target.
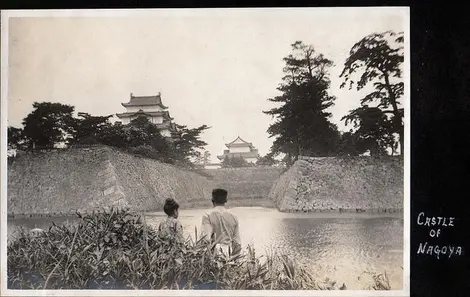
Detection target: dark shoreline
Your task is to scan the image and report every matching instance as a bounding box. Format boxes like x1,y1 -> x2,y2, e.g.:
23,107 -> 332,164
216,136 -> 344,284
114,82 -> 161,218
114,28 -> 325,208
7,207 -> 403,219
279,208 -> 403,214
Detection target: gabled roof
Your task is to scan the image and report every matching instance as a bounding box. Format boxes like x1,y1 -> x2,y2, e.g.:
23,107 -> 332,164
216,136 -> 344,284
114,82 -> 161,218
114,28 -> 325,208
225,136 -> 254,148
116,109 -> 174,121
121,93 -> 168,109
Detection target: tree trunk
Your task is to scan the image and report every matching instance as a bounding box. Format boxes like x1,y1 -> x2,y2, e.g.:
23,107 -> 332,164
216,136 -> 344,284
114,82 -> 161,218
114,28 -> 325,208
398,129 -> 404,156
383,73 -> 404,155
296,133 -> 301,159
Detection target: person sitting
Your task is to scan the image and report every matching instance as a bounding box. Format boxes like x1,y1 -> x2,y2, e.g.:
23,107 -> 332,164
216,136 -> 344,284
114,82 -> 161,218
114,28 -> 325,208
158,198 -> 184,242
200,188 -> 241,256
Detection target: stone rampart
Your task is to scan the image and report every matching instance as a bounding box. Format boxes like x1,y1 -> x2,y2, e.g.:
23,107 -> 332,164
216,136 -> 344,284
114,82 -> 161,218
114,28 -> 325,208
7,146 -> 214,215
268,156 -> 404,212
202,167 -> 284,203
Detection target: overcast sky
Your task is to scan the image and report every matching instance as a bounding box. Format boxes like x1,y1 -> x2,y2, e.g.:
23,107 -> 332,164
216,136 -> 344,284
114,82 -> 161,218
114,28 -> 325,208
6,8 -> 407,162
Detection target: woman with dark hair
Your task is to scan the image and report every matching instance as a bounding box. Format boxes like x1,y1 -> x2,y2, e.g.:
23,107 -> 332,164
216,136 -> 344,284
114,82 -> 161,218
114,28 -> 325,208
158,198 -> 184,241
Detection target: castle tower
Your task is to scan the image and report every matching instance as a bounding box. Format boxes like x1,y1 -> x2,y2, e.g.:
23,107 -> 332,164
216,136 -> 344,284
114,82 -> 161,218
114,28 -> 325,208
116,92 -> 178,138
217,136 -> 260,164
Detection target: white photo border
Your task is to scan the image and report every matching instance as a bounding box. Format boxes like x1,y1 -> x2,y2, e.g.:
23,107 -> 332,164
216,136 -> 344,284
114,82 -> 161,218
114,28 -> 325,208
0,7 -> 410,297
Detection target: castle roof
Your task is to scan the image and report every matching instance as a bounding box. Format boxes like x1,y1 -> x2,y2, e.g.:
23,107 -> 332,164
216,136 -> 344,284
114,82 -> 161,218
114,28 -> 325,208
225,136 -> 254,149
116,109 -> 174,121
121,93 -> 168,109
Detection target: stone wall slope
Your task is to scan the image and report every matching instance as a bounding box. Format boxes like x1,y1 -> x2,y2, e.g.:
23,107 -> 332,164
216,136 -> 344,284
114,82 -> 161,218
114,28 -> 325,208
7,146 -> 214,215
202,167 -> 284,201
268,156 -> 404,212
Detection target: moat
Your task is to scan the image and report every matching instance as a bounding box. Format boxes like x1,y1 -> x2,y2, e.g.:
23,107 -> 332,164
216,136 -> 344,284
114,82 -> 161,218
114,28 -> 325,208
8,206 -> 404,290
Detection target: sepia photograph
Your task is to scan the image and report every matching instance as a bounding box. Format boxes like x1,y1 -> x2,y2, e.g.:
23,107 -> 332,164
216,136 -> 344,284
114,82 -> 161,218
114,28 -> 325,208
1,7 -> 409,296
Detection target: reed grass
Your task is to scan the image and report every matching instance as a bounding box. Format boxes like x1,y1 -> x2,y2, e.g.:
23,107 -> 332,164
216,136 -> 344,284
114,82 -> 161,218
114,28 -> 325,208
7,208 -> 390,290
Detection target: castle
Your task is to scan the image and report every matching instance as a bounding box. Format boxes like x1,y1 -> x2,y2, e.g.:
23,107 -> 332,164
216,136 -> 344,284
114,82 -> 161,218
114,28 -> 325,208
217,136 -> 260,164
116,92 -> 178,139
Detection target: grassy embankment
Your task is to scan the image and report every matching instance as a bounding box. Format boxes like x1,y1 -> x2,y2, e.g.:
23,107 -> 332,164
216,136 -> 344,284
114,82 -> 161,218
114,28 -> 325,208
7,208 -> 391,290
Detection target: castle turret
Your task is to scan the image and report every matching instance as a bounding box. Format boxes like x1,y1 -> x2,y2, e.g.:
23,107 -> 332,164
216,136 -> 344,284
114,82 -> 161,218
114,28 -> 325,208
217,136 -> 260,163
116,92 -> 178,139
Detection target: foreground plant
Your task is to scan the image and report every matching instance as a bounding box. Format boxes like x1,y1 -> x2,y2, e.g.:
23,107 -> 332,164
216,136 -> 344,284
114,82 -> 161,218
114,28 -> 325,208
7,208 -> 390,290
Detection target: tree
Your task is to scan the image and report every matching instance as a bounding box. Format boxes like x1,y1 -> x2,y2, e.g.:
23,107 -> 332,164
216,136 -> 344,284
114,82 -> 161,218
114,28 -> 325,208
97,116 -> 177,163
222,155 -> 249,168
202,151 -> 211,164
264,41 -> 340,164
95,115 -> 210,166
340,31 -> 404,155
195,150 -> 211,165
256,153 -> 277,166
172,124 -> 210,165
12,101 -> 212,167
341,106 -> 397,156
69,112 -> 113,144
127,116 -> 176,161
127,116 -> 166,148
336,130 -> 360,156
22,102 -> 76,148
96,122 -> 129,149
8,126 -> 26,150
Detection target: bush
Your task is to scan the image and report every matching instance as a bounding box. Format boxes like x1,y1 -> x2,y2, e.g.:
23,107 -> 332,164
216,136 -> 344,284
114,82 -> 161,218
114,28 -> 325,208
128,145 -> 166,162
7,208 -> 389,290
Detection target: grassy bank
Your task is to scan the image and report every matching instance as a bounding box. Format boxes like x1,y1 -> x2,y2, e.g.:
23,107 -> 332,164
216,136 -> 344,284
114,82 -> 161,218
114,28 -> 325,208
7,208 -> 391,290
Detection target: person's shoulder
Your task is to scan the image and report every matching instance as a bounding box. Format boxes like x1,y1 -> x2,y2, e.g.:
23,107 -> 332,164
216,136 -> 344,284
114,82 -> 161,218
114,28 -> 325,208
201,210 -> 213,220
168,216 -> 178,224
174,218 -> 183,227
226,210 -> 239,221
203,209 -> 213,216
207,207 -> 222,215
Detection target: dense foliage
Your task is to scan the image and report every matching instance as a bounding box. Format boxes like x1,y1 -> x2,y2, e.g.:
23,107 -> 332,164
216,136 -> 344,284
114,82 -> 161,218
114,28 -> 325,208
173,124 -> 211,165
263,31 -> 405,160
221,155 -> 255,168
8,103 -> 210,167
69,112 -> 113,145
7,126 -> 25,150
256,153 -> 280,166
7,209 -> 390,290
263,41 -> 340,165
20,102 -> 76,148
340,31 -> 404,156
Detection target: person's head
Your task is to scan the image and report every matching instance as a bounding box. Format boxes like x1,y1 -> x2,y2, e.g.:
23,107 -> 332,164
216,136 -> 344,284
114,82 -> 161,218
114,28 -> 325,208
163,198 -> 179,218
212,188 -> 228,206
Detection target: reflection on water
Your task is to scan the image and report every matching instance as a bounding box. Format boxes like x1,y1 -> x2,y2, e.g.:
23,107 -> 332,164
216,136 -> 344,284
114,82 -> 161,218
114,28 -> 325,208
7,207 -> 403,290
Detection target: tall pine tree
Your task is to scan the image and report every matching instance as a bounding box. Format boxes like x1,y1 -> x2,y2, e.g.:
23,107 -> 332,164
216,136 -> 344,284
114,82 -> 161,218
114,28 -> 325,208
264,41 -> 340,164
340,31 -> 404,155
